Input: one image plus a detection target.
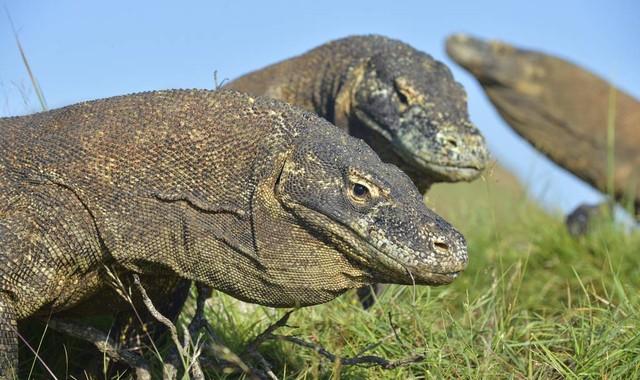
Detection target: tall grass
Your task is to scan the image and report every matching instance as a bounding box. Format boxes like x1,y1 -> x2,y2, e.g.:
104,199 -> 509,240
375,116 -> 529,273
4,6 -> 47,112
606,85 -> 617,200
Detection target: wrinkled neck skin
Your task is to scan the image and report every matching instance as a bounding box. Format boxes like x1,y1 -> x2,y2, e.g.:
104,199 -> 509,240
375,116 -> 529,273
227,45 -> 367,130
127,149 -> 369,308
313,55 -> 366,126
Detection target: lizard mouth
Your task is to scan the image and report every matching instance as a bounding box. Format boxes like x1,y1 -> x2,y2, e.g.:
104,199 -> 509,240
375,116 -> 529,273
357,235 -> 465,286
291,202 -> 465,286
409,160 -> 483,182
353,108 -> 483,182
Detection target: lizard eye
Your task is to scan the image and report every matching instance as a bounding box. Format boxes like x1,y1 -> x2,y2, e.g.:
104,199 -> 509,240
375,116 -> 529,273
348,182 -> 373,205
393,79 -> 411,108
353,183 -> 369,198
346,172 -> 380,206
396,89 -> 409,105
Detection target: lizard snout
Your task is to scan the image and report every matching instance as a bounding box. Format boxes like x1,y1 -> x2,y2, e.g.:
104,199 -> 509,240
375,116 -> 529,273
421,220 -> 469,275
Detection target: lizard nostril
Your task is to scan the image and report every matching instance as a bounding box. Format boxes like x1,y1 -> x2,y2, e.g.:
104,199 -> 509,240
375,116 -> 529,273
434,241 -> 449,251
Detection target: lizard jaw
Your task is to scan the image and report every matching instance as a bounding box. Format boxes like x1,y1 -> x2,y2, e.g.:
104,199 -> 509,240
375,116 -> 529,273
356,228 -> 466,286
286,202 -> 466,287
353,108 -> 486,183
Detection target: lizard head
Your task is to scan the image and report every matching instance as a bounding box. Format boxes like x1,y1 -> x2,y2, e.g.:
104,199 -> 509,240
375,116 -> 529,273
273,125 -> 468,291
446,33 -> 546,94
343,45 -> 489,191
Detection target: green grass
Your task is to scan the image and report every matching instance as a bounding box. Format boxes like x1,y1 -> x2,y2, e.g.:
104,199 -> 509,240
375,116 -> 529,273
161,164 -> 638,379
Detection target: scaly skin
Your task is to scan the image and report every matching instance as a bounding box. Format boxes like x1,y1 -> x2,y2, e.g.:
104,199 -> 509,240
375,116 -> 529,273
227,35 -> 490,192
446,34 -> 640,219
0,89 -> 468,373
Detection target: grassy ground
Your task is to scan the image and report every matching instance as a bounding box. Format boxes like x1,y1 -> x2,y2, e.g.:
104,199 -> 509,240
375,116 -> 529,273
154,163 -> 637,379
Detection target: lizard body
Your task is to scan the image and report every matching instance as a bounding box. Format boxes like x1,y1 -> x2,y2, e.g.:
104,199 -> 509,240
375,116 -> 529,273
447,34 -> 640,219
0,89 -> 467,373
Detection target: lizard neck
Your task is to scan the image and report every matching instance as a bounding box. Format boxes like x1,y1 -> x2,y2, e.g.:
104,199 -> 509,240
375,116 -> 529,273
305,47 -> 367,125
226,39 -> 372,128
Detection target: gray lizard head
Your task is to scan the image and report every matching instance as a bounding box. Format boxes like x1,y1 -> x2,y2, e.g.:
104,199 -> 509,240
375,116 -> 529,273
446,33 -> 544,92
343,45 -> 489,190
272,125 -> 468,290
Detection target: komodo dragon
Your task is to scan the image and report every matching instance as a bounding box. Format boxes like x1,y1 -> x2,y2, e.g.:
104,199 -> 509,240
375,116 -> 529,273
0,89 -> 468,375
446,34 -> 640,224
227,35 -> 488,307
226,35 -> 490,192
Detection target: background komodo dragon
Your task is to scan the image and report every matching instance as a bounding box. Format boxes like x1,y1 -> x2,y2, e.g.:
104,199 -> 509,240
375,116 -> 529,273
0,89 -> 468,375
446,34 -> 640,226
227,34 -> 488,307
226,35 -> 490,192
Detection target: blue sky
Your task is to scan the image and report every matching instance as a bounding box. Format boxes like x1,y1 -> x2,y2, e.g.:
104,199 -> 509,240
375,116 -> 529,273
1,0 -> 639,213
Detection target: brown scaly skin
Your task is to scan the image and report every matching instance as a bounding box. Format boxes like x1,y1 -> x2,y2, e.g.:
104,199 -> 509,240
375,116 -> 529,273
227,35 -> 490,192
446,34 -> 640,221
0,89 -> 467,373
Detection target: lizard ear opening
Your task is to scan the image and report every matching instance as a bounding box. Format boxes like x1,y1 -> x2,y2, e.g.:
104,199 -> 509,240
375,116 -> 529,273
273,152 -> 289,198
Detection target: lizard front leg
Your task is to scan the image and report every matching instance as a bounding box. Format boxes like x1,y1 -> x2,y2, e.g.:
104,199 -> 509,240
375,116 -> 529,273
0,295 -> 18,378
0,183 -> 107,375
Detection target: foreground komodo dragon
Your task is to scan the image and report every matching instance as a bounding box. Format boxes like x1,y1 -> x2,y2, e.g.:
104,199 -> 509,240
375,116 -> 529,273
0,89 -> 468,375
227,35 -> 488,306
446,34 -> 640,221
227,35 -> 490,192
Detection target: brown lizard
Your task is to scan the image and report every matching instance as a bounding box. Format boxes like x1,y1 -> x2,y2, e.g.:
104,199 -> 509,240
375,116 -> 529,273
446,33 -> 640,225
0,89 -> 468,375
